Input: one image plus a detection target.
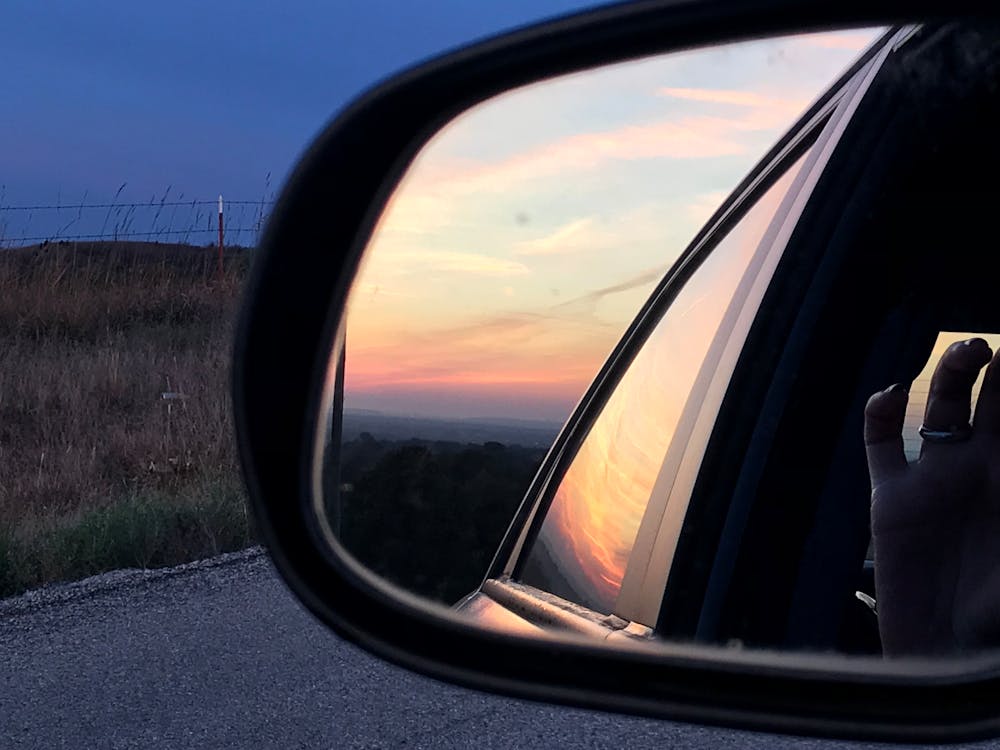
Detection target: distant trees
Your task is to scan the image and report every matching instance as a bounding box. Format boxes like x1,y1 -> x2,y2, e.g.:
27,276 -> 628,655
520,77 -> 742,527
336,435 -> 546,604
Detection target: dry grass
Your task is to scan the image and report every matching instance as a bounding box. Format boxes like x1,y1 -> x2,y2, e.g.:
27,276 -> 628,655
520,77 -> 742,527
0,241 -> 252,596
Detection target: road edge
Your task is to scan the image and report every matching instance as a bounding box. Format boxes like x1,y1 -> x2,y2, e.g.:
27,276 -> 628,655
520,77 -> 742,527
0,546 -> 270,619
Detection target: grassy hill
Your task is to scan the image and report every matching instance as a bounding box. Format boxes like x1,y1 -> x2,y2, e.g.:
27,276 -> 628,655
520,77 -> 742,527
0,241 -> 252,597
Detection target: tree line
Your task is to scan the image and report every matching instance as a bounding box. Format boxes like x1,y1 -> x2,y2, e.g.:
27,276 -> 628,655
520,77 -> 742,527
334,432 -> 548,604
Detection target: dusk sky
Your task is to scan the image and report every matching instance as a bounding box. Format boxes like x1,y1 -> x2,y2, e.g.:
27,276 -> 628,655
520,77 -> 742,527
1,0 -> 597,243
344,29 -> 878,422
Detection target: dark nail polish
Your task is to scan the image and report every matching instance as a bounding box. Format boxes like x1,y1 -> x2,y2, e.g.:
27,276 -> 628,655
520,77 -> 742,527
887,383 -> 908,395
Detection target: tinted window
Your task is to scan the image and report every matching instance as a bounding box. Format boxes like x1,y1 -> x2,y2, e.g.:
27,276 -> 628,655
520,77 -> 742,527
518,152 -> 811,613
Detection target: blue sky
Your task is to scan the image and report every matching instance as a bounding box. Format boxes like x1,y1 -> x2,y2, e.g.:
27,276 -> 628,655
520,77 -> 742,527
1,0 -> 599,243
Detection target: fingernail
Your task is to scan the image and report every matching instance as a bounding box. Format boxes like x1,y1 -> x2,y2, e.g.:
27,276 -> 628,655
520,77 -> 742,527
887,383 -> 908,395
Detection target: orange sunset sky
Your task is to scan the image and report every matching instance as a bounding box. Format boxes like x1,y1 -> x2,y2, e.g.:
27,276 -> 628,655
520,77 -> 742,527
343,29 -> 880,423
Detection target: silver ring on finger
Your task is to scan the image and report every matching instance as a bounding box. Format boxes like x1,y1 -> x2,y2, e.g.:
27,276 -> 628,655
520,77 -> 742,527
918,423 -> 973,444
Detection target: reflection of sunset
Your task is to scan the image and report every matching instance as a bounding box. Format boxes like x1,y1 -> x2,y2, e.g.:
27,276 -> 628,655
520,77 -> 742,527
526,154 -> 809,611
343,31 -> 876,422
546,344 -> 677,602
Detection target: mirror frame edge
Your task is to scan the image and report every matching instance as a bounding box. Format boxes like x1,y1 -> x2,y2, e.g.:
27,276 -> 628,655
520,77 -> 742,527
232,0 -> 1000,741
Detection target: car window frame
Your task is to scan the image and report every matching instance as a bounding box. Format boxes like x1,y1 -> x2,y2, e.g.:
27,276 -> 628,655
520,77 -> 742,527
632,41 -> 905,630
613,116 -> 833,625
665,27 -> 921,647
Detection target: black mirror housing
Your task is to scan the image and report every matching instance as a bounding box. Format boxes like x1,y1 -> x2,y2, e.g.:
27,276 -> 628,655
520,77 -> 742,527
232,0 -> 1000,741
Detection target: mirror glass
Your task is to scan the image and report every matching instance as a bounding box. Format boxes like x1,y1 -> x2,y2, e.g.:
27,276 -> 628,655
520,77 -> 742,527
313,25 -> 1000,663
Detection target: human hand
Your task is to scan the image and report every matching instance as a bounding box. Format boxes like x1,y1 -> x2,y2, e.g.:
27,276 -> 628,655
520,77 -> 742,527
865,338 -> 1000,656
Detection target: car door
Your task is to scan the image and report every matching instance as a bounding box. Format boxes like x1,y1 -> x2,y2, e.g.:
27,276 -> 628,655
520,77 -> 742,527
465,28 -> 906,647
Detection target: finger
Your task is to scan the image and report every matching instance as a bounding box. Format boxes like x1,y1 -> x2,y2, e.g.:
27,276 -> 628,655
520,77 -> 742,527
865,383 -> 909,486
974,347 -> 1000,434
923,338 -> 992,435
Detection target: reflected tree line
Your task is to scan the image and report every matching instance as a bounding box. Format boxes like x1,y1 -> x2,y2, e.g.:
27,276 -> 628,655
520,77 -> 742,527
334,432 -> 547,604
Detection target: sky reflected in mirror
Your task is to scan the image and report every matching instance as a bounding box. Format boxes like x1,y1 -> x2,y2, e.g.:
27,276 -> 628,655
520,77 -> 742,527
345,30 -> 876,424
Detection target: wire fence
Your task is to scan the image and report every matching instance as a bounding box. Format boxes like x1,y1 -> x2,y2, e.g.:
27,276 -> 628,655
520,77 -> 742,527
0,194 -> 276,249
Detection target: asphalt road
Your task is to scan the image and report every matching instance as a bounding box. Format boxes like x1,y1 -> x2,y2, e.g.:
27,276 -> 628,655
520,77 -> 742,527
0,550 -> 995,750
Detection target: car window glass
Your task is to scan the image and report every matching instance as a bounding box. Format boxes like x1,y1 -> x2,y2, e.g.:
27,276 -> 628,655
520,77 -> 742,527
518,149 -> 813,614
903,331 -> 1000,461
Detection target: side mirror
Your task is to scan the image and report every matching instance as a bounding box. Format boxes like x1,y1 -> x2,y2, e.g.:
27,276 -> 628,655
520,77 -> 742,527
233,0 -> 1000,741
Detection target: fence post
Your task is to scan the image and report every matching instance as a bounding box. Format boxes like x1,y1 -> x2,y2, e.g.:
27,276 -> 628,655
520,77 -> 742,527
217,195 -> 224,277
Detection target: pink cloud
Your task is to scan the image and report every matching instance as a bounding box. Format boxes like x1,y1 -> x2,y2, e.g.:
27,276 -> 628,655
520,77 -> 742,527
395,115 -> 755,213
800,31 -> 879,51
512,217 -> 597,257
657,87 -> 811,128
657,87 -> 781,107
